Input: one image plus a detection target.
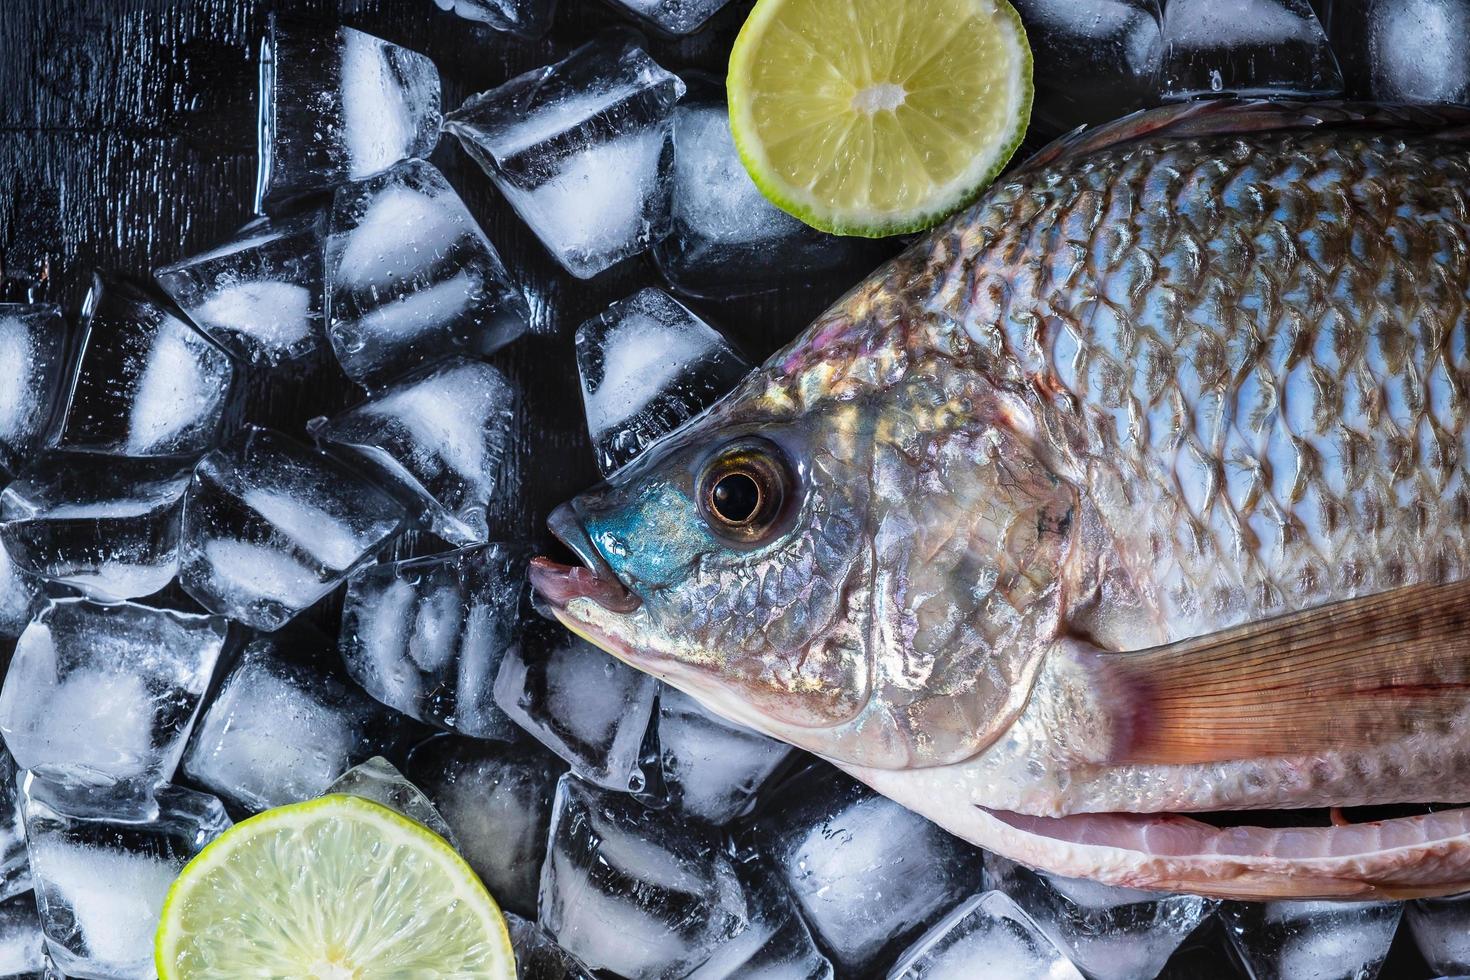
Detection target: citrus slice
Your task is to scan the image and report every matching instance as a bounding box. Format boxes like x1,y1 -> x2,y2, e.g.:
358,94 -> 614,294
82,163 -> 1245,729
728,0 -> 1033,237
155,794 -> 514,979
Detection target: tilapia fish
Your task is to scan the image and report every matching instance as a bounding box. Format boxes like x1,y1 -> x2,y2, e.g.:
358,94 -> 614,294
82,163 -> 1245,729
532,100 -> 1470,900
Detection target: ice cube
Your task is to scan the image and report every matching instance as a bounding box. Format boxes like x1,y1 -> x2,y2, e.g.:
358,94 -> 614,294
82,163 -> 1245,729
1009,0 -> 1163,134
493,619 -> 658,792
324,159 -> 529,389
1160,0 -> 1343,99
539,774 -> 748,977
0,891 -> 45,978
753,766 -> 986,975
0,599 -> 227,800
1221,898 -> 1402,980
407,735 -> 566,919
576,287 -> 750,475
653,96 -> 879,299
0,454 -> 193,601
181,630 -> 410,813
153,212 -> 326,367
685,855 -> 834,980
430,0 -> 557,37
310,358 -> 514,545
339,542 -> 525,739
0,751 -> 29,905
22,777 -> 230,980
1409,891 -> 1470,974
504,911 -> 596,979
0,530 -> 41,639
886,890 -> 1082,980
1330,0 -> 1470,104
655,687 -> 790,825
178,426 -> 404,631
256,17 -> 442,205
0,304 -> 67,482
985,855 -> 1215,980
323,756 -> 456,845
50,276 -> 235,459
444,37 -> 685,279
605,0 -> 732,36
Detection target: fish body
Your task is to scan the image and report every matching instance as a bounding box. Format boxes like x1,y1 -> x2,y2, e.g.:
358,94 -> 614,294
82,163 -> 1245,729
533,101 -> 1470,899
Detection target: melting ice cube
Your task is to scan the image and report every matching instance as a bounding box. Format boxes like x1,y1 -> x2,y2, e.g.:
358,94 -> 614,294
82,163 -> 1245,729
22,776 -> 230,980
1160,0 -> 1343,99
0,749 -> 29,904
1409,890 -> 1470,974
654,687 -> 791,826
0,304 -> 67,482
1332,0 -> 1470,104
539,774 -> 748,978
339,542 -> 525,739
504,911 -> 596,979
0,529 -> 42,639
492,619 -> 658,792
887,890 -> 1083,980
154,212 -> 326,367
178,426 -> 404,631
685,854 -> 834,980
0,599 -> 227,801
181,630 -> 411,813
256,17 -> 441,205
0,454 -> 193,601
51,276 -> 235,459
430,0 -> 557,37
0,891 -> 45,978
577,287 -> 750,475
311,358 -> 515,546
753,766 -> 986,976
324,160 -> 529,389
1221,898 -> 1402,980
444,37 -> 685,278
604,0 -> 733,36
324,756 -> 456,845
407,734 -> 567,919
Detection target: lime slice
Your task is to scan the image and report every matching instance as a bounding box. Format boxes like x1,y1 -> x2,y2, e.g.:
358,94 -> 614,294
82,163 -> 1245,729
728,0 -> 1033,237
155,794 -> 514,979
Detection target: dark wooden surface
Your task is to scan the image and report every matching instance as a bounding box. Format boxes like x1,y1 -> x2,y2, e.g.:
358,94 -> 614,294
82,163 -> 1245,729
0,2 -> 1441,978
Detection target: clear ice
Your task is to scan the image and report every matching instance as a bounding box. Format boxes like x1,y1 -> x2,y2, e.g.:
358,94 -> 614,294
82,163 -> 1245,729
181,630 -> 409,813
178,426 -> 404,631
154,212 -> 327,367
539,774 -> 748,978
1221,898 -> 1402,980
492,619 -> 658,792
257,17 -> 442,205
443,37 -> 685,278
430,0 -> 557,38
0,304 -> 67,482
576,287 -> 750,475
887,889 -> 1083,980
0,454 -> 193,601
1332,0 -> 1470,104
0,599 -> 227,798
1409,891 -> 1470,974
0,749 -> 30,904
1009,0 -> 1163,134
22,776 -> 230,980
604,0 -> 733,36
50,276 -> 235,459
754,767 -> 986,976
407,734 -> 566,919
985,855 -> 1214,980
1160,0 -> 1343,99
685,855 -> 834,980
0,530 -> 42,639
323,756 -> 456,845
324,159 -> 529,389
340,542 -> 525,739
504,911 -> 596,980
653,93 -> 877,299
654,687 -> 790,826
0,890 -> 45,978
310,357 -> 515,546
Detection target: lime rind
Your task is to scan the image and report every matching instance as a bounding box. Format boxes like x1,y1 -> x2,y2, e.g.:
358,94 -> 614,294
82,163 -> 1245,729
728,0 -> 1034,238
155,794 -> 514,979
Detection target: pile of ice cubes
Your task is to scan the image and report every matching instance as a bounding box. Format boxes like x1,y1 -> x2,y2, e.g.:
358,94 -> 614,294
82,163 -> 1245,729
2,0 -> 1469,976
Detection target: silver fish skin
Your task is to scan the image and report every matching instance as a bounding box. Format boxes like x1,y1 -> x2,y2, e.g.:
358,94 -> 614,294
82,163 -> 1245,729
532,101 -> 1470,900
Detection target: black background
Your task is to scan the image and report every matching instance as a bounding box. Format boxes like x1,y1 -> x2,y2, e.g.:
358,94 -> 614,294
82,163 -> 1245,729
0,1 -> 1444,977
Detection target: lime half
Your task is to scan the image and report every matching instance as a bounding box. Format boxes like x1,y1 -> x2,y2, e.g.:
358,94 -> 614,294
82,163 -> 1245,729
728,0 -> 1033,237
155,794 -> 514,979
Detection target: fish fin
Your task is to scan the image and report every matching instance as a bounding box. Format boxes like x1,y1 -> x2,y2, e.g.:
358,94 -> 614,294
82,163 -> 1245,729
1021,99 -> 1470,172
1089,580 -> 1470,766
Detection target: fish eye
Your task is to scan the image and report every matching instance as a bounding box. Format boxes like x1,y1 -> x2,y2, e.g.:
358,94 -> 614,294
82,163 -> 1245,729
698,440 -> 791,543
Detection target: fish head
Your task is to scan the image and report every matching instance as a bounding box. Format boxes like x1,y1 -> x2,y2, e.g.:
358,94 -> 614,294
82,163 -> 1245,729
534,293 -> 1078,770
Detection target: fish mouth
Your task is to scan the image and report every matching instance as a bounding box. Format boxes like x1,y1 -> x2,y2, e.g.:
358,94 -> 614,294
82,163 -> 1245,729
529,502 -> 642,615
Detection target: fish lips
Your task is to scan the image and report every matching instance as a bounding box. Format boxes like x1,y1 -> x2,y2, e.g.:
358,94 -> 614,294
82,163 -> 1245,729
530,502 -> 642,616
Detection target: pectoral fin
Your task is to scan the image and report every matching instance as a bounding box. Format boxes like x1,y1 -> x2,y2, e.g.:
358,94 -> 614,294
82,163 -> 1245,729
1090,580 -> 1470,766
